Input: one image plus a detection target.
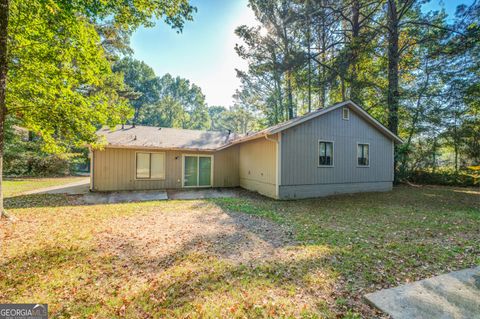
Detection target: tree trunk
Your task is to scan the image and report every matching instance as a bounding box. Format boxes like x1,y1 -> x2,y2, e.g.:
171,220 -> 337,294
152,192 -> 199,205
317,1 -> 327,109
306,3 -> 312,113
350,0 -> 360,102
307,31 -> 312,113
387,0 -> 400,182
454,110 -> 459,173
0,0 -> 9,217
272,49 -> 283,124
387,0 -> 399,135
286,72 -> 294,119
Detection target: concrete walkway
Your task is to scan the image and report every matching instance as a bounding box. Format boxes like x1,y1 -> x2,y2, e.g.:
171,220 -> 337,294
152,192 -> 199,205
82,190 -> 168,204
26,177 -> 242,204
167,188 -> 240,200
365,266 -> 480,319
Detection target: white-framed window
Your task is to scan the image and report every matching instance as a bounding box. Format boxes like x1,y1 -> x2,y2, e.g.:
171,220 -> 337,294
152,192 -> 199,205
357,143 -> 369,167
135,152 -> 166,179
318,141 -> 334,166
342,107 -> 350,120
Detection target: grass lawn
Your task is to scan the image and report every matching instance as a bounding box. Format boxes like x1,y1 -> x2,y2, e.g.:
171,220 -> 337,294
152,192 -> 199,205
0,183 -> 478,318
3,176 -> 86,198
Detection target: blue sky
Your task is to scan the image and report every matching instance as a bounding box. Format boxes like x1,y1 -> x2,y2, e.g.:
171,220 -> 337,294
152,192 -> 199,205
131,0 -> 471,108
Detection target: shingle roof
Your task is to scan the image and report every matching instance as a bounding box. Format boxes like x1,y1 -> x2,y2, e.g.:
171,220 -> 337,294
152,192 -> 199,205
97,125 -> 240,151
97,101 -> 402,151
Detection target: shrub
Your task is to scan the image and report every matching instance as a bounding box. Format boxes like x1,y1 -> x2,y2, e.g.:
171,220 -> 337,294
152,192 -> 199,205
407,167 -> 478,187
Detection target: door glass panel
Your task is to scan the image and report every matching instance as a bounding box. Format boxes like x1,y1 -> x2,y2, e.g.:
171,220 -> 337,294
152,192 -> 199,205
184,156 -> 198,186
198,157 -> 212,186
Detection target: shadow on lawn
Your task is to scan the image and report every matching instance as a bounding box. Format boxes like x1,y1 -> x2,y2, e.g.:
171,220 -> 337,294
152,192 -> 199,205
6,184 -> 479,211
98,227 -> 342,318
3,185 -> 479,317
5,194 -> 81,209
0,245 -> 91,301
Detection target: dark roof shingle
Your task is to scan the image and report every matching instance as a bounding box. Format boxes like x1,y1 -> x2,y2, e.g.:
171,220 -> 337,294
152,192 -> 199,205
97,126 -> 240,151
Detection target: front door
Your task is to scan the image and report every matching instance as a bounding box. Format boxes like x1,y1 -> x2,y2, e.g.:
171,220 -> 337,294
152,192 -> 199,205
183,155 -> 213,187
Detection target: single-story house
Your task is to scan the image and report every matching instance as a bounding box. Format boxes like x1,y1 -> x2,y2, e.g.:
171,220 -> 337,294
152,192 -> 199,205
90,100 -> 403,199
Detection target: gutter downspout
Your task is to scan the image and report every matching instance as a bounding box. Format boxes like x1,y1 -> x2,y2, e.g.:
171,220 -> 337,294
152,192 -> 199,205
264,134 -> 277,144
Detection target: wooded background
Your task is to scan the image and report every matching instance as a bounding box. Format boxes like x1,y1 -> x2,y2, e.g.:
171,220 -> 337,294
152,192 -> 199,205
2,0 -> 479,185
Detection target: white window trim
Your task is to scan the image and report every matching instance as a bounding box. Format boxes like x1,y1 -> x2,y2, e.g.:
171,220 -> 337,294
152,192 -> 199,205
181,154 -> 214,188
318,140 -> 334,167
356,143 -> 370,168
342,107 -> 350,120
134,151 -> 166,180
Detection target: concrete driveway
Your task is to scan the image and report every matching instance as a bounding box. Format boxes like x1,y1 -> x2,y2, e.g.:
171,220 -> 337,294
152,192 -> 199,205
24,177 -> 90,195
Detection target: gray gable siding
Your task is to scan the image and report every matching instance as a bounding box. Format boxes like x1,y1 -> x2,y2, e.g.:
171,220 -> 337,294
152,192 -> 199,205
280,106 -> 393,198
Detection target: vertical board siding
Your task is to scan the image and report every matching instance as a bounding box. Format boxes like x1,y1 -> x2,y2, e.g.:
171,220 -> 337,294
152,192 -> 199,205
93,147 -> 239,191
280,106 -> 394,198
239,136 -> 277,198
214,145 -> 240,187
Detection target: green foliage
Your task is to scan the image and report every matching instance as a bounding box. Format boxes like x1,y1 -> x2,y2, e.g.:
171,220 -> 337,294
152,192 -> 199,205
209,104 -> 261,134
112,57 -> 158,122
7,1 -> 132,152
138,73 -> 211,130
408,168 -> 477,187
235,0 -> 480,178
2,0 -> 196,183
6,0 -> 195,153
4,119 -> 81,176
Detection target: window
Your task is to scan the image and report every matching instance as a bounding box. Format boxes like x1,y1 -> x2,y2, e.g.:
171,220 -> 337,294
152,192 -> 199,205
136,152 -> 166,179
342,107 -> 350,120
318,141 -> 334,166
357,144 -> 369,166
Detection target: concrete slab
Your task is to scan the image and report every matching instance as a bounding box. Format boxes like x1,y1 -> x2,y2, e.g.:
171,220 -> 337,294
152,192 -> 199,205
167,188 -> 240,200
365,266 -> 480,319
82,190 -> 168,204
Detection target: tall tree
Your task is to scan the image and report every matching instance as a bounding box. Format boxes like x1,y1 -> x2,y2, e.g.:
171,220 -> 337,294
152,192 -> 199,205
0,0 -> 194,216
138,74 -> 210,130
113,57 -> 158,124
0,0 -> 8,217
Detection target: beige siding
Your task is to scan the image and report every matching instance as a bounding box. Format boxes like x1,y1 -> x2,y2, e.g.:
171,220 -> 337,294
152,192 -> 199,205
239,135 -> 278,198
92,147 -> 239,191
214,145 -> 240,187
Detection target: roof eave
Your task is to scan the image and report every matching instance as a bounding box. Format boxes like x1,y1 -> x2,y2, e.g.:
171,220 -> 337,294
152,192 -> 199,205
96,144 -> 218,152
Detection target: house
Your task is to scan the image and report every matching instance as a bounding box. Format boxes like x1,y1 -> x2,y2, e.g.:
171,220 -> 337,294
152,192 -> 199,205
90,100 -> 403,199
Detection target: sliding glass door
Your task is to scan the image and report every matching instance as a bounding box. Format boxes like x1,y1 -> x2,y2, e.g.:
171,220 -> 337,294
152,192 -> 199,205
183,155 -> 212,187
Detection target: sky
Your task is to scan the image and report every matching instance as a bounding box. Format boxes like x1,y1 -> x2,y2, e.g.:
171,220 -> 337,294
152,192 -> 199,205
130,0 -> 471,108
131,0 -> 257,108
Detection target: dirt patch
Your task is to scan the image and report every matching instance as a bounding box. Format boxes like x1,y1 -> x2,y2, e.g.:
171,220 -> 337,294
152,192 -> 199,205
97,201 -> 295,270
